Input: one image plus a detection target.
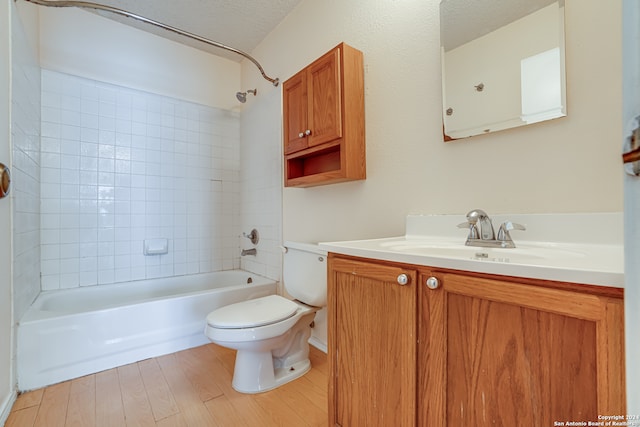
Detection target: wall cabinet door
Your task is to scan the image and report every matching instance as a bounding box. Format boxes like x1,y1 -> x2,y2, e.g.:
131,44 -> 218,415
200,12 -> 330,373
283,47 -> 342,156
418,271 -> 626,426
306,47 -> 342,148
283,69 -> 309,155
328,256 -> 417,427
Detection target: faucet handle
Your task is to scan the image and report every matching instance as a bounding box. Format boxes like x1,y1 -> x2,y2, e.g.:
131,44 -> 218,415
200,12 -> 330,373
457,221 -> 479,239
497,221 -> 526,242
243,228 -> 259,245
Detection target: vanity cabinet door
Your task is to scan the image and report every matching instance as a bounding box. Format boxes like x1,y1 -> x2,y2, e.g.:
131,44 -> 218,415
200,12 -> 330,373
418,271 -> 626,427
328,255 -> 417,427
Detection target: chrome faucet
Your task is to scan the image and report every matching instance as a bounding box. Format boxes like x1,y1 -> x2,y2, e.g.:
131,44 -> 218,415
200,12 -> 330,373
241,248 -> 257,256
467,209 -> 495,240
457,209 -> 525,248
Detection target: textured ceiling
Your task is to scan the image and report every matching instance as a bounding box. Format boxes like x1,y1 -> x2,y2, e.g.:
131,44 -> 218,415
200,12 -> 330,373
440,0 -> 559,51
43,0 -> 560,61
86,0 -> 304,62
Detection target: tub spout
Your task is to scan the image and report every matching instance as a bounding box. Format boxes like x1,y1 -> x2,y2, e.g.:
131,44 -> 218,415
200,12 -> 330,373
241,248 -> 257,256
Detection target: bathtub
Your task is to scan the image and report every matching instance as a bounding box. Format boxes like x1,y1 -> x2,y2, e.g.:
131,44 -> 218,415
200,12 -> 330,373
17,270 -> 276,391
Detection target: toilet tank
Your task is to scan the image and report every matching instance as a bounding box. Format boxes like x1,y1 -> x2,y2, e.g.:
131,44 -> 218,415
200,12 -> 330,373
282,241 -> 328,307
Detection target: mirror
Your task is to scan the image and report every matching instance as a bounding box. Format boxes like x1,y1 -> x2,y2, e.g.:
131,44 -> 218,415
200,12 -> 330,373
440,0 -> 566,140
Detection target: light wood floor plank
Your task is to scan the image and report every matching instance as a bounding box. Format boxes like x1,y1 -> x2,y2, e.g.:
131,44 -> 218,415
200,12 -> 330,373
204,395 -> 248,427
138,358 -> 179,421
302,367 -> 327,396
296,372 -> 328,414
65,375 -> 96,427
33,381 -> 71,427
156,353 -> 221,427
8,344 -> 328,427
156,413 -> 189,427
11,389 -> 43,412
5,406 -> 38,427
155,353 -> 203,405
306,349 -> 329,393
179,403 -> 223,427
277,374 -> 328,418
174,345 -> 224,402
252,385 -> 312,427
117,363 -> 156,427
202,345 -> 279,427
95,369 -> 125,427
154,412 -> 188,427
210,345 -> 236,377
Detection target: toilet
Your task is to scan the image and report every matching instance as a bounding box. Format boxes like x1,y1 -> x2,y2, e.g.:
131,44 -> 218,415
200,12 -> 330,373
204,241 -> 327,394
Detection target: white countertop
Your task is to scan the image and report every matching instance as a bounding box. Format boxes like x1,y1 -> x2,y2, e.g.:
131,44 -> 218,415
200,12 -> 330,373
319,213 -> 624,288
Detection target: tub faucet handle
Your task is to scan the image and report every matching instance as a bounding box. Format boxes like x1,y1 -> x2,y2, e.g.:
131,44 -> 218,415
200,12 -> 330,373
243,229 -> 259,245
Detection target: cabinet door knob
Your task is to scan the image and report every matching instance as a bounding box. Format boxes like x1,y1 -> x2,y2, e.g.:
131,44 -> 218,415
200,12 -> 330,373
425,277 -> 440,290
397,274 -> 409,286
0,163 -> 10,199
305,129 -> 312,136
298,132 -> 305,138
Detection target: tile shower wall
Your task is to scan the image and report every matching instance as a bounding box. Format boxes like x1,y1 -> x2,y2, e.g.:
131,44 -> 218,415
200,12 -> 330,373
40,70 -> 241,290
11,10 -> 41,320
240,90 -> 282,281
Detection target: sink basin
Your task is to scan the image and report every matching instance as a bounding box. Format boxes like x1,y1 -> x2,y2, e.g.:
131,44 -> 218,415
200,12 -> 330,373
386,245 -> 544,263
379,240 -> 586,264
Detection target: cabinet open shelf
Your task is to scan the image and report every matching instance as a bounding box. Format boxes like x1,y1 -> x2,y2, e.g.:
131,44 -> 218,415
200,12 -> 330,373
287,145 -> 340,177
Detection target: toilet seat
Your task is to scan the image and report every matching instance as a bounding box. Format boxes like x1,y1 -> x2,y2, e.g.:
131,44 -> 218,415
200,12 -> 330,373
206,295 -> 299,329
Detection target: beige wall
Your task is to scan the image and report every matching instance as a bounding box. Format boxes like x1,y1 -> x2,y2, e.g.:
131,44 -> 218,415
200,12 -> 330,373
241,0 -> 623,243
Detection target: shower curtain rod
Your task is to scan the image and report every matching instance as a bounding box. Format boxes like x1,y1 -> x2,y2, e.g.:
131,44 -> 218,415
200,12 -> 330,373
19,0 -> 280,86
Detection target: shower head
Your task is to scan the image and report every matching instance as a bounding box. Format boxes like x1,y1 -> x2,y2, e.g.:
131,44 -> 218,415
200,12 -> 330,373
236,89 -> 257,103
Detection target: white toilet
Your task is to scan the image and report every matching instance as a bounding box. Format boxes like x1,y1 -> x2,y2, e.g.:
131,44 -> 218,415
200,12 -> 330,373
204,241 -> 327,394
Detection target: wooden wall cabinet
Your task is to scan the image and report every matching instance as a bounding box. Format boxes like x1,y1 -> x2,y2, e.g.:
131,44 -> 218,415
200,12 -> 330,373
328,254 -> 626,426
283,43 -> 365,187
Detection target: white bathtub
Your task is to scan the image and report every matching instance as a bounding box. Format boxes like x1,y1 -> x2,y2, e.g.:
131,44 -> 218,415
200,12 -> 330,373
17,270 -> 276,391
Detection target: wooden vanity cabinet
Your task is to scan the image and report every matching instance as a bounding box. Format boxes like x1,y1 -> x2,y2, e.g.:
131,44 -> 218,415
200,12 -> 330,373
418,271 -> 626,426
328,254 -> 626,427
282,43 -> 365,187
328,255 -> 417,427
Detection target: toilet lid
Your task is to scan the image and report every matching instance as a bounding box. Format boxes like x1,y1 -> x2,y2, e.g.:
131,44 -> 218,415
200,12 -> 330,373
206,295 -> 299,329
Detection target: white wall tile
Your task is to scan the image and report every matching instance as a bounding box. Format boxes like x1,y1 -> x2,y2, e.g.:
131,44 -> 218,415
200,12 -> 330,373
40,70 -> 242,288
239,92 -> 282,283
12,30 -> 42,320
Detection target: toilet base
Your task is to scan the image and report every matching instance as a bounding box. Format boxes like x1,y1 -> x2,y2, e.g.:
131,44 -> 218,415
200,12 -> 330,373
232,353 -> 311,394
229,311 -> 315,394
